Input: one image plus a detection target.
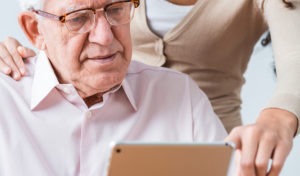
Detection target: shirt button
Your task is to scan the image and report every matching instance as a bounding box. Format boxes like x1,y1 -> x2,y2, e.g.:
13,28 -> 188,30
85,111 -> 92,119
63,87 -> 72,94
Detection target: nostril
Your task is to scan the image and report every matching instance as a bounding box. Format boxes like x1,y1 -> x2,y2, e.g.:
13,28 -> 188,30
88,18 -> 114,45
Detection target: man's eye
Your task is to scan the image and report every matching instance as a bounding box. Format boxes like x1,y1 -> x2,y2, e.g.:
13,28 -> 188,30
108,7 -> 124,14
68,15 -> 88,24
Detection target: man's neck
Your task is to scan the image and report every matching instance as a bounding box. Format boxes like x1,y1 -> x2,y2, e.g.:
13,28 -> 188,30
84,93 -> 103,108
82,84 -> 121,108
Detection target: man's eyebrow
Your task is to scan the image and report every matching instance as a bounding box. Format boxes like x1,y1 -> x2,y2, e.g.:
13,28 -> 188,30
64,5 -> 89,13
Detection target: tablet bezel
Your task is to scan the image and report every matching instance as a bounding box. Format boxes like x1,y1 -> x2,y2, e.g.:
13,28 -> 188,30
107,142 -> 235,176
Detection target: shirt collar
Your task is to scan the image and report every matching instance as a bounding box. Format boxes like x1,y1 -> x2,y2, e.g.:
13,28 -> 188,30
30,51 -> 59,110
30,51 -> 137,111
121,78 -> 138,111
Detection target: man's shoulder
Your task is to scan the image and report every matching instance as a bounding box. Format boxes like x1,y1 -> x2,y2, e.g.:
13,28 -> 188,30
0,56 -> 36,96
125,60 -> 201,97
127,60 -> 189,80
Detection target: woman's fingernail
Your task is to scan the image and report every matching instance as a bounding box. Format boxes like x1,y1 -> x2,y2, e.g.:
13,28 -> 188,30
4,67 -> 11,74
14,72 -> 20,80
20,68 -> 26,75
17,46 -> 24,54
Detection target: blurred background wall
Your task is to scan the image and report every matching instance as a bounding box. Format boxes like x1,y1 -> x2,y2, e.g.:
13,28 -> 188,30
0,1 -> 299,175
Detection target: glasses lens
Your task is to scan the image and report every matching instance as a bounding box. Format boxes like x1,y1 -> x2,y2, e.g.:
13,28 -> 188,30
106,2 -> 134,26
65,10 -> 95,33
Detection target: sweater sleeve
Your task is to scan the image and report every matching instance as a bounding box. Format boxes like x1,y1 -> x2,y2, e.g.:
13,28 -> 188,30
258,0 -> 300,134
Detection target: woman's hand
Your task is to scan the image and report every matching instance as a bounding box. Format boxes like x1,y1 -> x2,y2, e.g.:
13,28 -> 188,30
226,108 -> 297,176
0,37 -> 36,80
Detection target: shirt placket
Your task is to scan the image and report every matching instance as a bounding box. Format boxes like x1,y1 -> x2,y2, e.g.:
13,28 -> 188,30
79,95 -> 109,176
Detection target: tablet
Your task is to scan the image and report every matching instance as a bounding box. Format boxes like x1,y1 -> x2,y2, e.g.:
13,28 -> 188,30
107,142 -> 235,176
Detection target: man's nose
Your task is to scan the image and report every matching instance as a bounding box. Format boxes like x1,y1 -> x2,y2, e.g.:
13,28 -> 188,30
88,14 -> 114,46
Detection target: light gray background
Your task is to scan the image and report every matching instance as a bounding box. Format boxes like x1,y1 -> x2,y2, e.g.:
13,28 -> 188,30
0,1 -> 299,175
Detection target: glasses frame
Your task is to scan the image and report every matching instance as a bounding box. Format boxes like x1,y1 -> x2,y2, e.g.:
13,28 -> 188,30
29,0 -> 140,24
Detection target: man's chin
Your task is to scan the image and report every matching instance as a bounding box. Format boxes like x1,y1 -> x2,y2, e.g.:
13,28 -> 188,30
86,76 -> 124,92
72,68 -> 127,98
76,81 -> 121,99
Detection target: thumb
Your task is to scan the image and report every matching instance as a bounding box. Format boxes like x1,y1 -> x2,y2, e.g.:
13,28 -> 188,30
17,46 -> 36,58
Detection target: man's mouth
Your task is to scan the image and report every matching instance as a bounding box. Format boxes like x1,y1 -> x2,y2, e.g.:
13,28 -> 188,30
89,53 -> 117,64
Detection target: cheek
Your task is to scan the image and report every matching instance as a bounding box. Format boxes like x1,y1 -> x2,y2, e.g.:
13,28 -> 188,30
42,26 -> 87,74
113,24 -> 132,60
63,34 -> 87,66
41,23 -> 69,58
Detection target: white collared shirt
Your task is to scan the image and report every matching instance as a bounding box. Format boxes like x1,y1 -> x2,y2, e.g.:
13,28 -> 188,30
0,51 -> 227,176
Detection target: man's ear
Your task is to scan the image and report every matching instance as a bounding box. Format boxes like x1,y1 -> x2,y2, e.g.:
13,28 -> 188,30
18,11 -> 44,50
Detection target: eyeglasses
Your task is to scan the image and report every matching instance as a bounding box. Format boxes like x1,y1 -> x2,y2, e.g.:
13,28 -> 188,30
29,0 -> 140,34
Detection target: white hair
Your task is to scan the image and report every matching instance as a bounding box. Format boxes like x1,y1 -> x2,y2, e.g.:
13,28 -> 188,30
19,0 -> 45,11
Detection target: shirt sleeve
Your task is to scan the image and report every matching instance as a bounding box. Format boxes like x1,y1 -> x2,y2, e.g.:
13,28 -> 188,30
258,0 -> 300,134
187,76 -> 228,141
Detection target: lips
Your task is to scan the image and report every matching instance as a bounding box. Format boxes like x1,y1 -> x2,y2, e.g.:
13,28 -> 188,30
89,53 -> 117,64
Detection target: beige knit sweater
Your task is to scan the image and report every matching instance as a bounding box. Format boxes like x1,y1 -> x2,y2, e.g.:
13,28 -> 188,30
130,0 -> 300,133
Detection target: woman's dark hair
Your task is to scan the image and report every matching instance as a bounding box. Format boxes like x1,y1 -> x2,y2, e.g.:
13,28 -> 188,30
262,0 -> 295,10
261,32 -> 271,46
282,0 -> 294,8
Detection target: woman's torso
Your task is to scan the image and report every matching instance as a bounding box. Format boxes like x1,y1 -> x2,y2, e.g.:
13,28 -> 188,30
130,0 -> 267,132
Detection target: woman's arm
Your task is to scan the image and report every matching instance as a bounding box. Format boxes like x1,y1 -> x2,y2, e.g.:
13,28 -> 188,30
227,0 -> 300,176
263,0 -> 300,131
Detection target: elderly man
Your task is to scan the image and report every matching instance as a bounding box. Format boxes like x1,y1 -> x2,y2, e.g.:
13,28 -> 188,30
0,0 -> 227,175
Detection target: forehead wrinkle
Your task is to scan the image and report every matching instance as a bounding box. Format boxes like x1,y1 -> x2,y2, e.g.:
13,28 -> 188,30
65,0 -> 114,11
54,0 -> 91,14
54,0 -> 117,14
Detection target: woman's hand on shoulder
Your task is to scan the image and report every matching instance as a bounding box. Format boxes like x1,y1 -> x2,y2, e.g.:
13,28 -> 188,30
0,37 -> 36,80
